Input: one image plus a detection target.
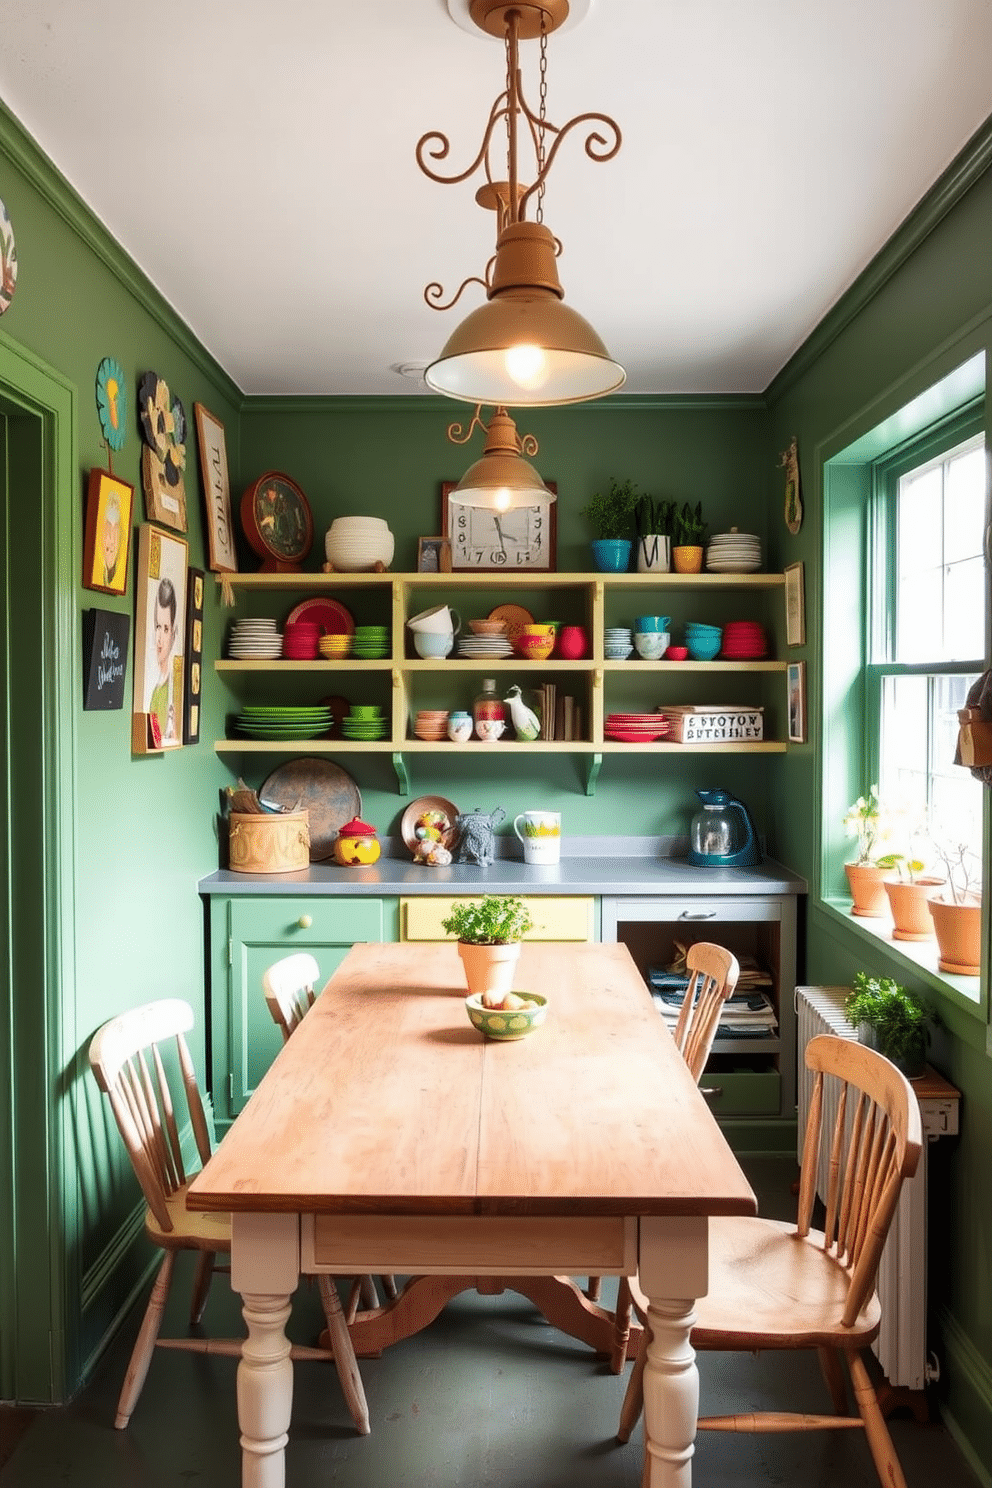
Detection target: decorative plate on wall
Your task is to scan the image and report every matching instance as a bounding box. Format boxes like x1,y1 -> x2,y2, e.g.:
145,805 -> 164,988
0,198 -> 17,314
95,357 -> 127,450
241,471 -> 314,571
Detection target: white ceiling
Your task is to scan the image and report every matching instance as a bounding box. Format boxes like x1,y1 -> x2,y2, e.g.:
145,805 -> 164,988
2,0 -> 992,398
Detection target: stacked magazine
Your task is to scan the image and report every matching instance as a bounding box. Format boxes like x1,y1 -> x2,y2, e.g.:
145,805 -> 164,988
647,954 -> 777,1040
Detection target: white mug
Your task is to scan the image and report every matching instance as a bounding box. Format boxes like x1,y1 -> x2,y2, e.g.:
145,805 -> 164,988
513,810 -> 562,864
408,603 -> 461,635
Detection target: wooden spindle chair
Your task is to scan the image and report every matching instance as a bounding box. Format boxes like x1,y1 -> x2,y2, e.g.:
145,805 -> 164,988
618,1034 -> 923,1488
599,943 -> 739,1349
88,997 -> 369,1434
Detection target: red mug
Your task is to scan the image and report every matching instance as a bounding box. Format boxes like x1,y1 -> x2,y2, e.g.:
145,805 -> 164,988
556,625 -> 588,660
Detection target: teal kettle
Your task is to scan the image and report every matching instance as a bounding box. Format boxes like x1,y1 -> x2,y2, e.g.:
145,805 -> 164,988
687,789 -> 761,868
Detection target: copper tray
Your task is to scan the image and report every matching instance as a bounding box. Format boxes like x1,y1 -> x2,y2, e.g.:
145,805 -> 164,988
260,757 -> 361,862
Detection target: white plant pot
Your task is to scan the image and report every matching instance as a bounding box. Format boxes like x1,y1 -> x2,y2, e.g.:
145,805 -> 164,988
636,534 -> 671,573
457,941 -> 522,1004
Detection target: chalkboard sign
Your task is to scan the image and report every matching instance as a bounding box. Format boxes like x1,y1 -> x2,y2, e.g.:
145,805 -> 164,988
83,608 -> 130,711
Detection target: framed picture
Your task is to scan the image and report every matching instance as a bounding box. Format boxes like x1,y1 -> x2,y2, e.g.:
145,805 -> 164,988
83,468 -> 134,595
784,561 -> 805,646
787,661 -> 807,744
183,567 -> 204,745
138,371 -> 188,533
82,608 -> 130,710
132,524 -> 188,753
417,535 -> 452,573
193,402 -> 238,572
442,481 -> 557,572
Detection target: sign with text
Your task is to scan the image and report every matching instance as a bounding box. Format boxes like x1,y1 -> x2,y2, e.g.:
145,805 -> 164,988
83,608 -> 130,711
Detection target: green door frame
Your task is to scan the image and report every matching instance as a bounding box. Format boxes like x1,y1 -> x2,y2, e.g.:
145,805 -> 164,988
0,331 -> 79,1403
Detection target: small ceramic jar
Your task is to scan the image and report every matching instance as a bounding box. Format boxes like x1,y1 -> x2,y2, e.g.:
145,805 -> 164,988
447,710 -> 473,743
333,816 -> 381,867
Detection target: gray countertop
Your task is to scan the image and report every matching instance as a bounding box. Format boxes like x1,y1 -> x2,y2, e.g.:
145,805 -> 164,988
198,837 -> 807,898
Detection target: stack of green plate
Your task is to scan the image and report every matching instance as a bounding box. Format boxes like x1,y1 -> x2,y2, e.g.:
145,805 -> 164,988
341,705 -> 388,740
351,626 -> 390,659
236,705 -> 333,740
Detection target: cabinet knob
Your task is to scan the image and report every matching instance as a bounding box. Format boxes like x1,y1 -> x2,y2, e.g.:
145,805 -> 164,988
297,914 -> 313,930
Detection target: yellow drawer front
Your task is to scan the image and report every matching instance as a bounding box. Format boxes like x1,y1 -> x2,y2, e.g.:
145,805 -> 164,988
402,896 -> 594,943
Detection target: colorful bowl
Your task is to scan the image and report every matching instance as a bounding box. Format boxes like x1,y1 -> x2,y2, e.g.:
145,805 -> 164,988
515,634 -> 555,660
664,645 -> 688,660
465,991 -> 549,1041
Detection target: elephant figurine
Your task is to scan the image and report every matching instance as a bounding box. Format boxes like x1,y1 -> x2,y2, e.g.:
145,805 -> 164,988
454,806 -> 505,867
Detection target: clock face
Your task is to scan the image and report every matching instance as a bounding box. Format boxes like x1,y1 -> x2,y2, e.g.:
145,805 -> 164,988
443,484 -> 557,572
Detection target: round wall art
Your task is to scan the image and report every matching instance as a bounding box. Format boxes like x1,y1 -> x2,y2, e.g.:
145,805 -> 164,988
0,197 -> 18,314
96,357 -> 128,451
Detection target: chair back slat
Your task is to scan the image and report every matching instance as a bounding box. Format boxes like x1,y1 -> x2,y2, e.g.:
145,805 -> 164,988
263,953 -> 320,1045
89,999 -> 208,1235
671,944 -> 740,1083
799,1036 -> 923,1326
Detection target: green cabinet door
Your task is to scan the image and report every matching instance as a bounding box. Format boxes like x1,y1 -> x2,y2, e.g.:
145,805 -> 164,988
210,895 -> 396,1128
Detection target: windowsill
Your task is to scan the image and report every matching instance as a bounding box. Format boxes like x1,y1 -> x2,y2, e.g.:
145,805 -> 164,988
819,896 -> 984,1014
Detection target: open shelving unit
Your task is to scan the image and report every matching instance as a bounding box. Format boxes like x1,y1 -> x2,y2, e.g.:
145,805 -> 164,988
213,570 -> 789,793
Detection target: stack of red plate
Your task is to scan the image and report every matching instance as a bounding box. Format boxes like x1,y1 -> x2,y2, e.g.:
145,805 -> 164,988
282,621 -> 320,659
720,621 -> 767,659
604,712 -> 670,742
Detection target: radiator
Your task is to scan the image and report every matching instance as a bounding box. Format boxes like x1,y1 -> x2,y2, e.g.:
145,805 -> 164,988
795,985 -> 957,1392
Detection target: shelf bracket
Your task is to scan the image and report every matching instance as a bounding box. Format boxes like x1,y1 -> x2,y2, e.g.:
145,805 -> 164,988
391,752 -> 411,796
584,753 -> 603,796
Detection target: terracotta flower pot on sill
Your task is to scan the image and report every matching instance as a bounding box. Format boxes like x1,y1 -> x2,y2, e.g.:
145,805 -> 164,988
844,862 -> 889,918
927,893 -> 982,976
883,878 -> 944,942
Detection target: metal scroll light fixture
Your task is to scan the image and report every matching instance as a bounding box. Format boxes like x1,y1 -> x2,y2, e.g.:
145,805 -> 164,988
447,404 -> 556,510
417,0 -> 625,407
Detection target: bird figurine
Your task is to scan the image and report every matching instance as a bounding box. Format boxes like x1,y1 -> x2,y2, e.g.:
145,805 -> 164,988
504,685 -> 541,741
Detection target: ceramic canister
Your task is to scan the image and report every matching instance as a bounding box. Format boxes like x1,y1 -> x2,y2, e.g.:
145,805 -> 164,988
513,810 -> 562,864
447,710 -> 473,743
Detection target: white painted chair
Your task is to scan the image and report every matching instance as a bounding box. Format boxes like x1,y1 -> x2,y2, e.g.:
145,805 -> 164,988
618,1034 -> 923,1488
88,997 -> 369,1433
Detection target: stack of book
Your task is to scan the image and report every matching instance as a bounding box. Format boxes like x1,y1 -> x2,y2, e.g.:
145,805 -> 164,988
534,683 -> 583,741
647,954 -> 777,1041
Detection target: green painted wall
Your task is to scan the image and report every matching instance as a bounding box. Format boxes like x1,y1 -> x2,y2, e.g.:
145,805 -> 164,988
765,125 -> 992,1473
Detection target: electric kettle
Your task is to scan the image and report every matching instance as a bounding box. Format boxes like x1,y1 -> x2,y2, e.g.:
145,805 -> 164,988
687,789 -> 761,868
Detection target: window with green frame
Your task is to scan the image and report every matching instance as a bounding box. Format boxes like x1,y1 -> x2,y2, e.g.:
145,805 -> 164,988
867,412 -> 986,880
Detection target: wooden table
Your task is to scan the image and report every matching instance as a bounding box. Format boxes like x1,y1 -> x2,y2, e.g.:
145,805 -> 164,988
188,941 -> 756,1488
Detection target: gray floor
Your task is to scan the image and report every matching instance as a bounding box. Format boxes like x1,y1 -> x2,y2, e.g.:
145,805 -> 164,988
0,1159 -> 982,1488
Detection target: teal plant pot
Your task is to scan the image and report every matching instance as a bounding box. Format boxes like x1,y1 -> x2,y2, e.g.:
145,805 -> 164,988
591,539 -> 632,573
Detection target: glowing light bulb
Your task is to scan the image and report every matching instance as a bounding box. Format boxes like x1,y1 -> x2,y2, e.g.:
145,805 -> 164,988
493,488 -> 512,513
504,343 -> 548,390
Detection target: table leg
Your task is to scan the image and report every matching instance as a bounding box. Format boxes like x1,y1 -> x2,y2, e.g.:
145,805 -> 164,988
638,1217 -> 708,1488
232,1213 -> 301,1488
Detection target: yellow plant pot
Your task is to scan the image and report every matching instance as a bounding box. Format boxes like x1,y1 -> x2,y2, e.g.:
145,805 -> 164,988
672,545 -> 703,574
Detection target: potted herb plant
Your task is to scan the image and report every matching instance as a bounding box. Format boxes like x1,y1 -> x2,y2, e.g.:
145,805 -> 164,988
581,477 -> 642,572
844,972 -> 932,1078
440,894 -> 534,1007
842,786 -> 890,918
927,834 -> 983,975
634,492 -> 676,573
671,500 -> 708,573
876,845 -> 944,942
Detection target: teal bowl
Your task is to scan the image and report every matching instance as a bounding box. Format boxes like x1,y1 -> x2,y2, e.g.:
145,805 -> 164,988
465,991 -> 549,1040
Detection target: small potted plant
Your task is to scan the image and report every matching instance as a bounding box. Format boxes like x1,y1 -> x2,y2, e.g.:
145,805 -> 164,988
876,840 -> 944,943
844,972 -> 932,1078
581,477 -> 642,572
927,832 -> 983,975
842,786 -> 890,918
671,501 -> 709,573
441,894 -> 534,1007
633,491 -> 676,573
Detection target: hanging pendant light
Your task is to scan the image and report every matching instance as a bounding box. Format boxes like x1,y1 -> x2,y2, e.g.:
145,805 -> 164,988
418,1 -> 625,407
447,405 -> 556,510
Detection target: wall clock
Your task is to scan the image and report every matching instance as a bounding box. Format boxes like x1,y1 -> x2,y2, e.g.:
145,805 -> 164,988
240,471 -> 313,571
441,482 -> 557,572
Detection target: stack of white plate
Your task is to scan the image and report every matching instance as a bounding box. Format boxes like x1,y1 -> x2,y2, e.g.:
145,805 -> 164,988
457,634 -> 514,659
706,530 -> 762,572
228,618 -> 282,659
324,516 -> 395,572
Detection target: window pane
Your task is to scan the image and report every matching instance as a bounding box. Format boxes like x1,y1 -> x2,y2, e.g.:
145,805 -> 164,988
944,556 -> 984,661
897,569 -> 942,661
944,445 -> 987,563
